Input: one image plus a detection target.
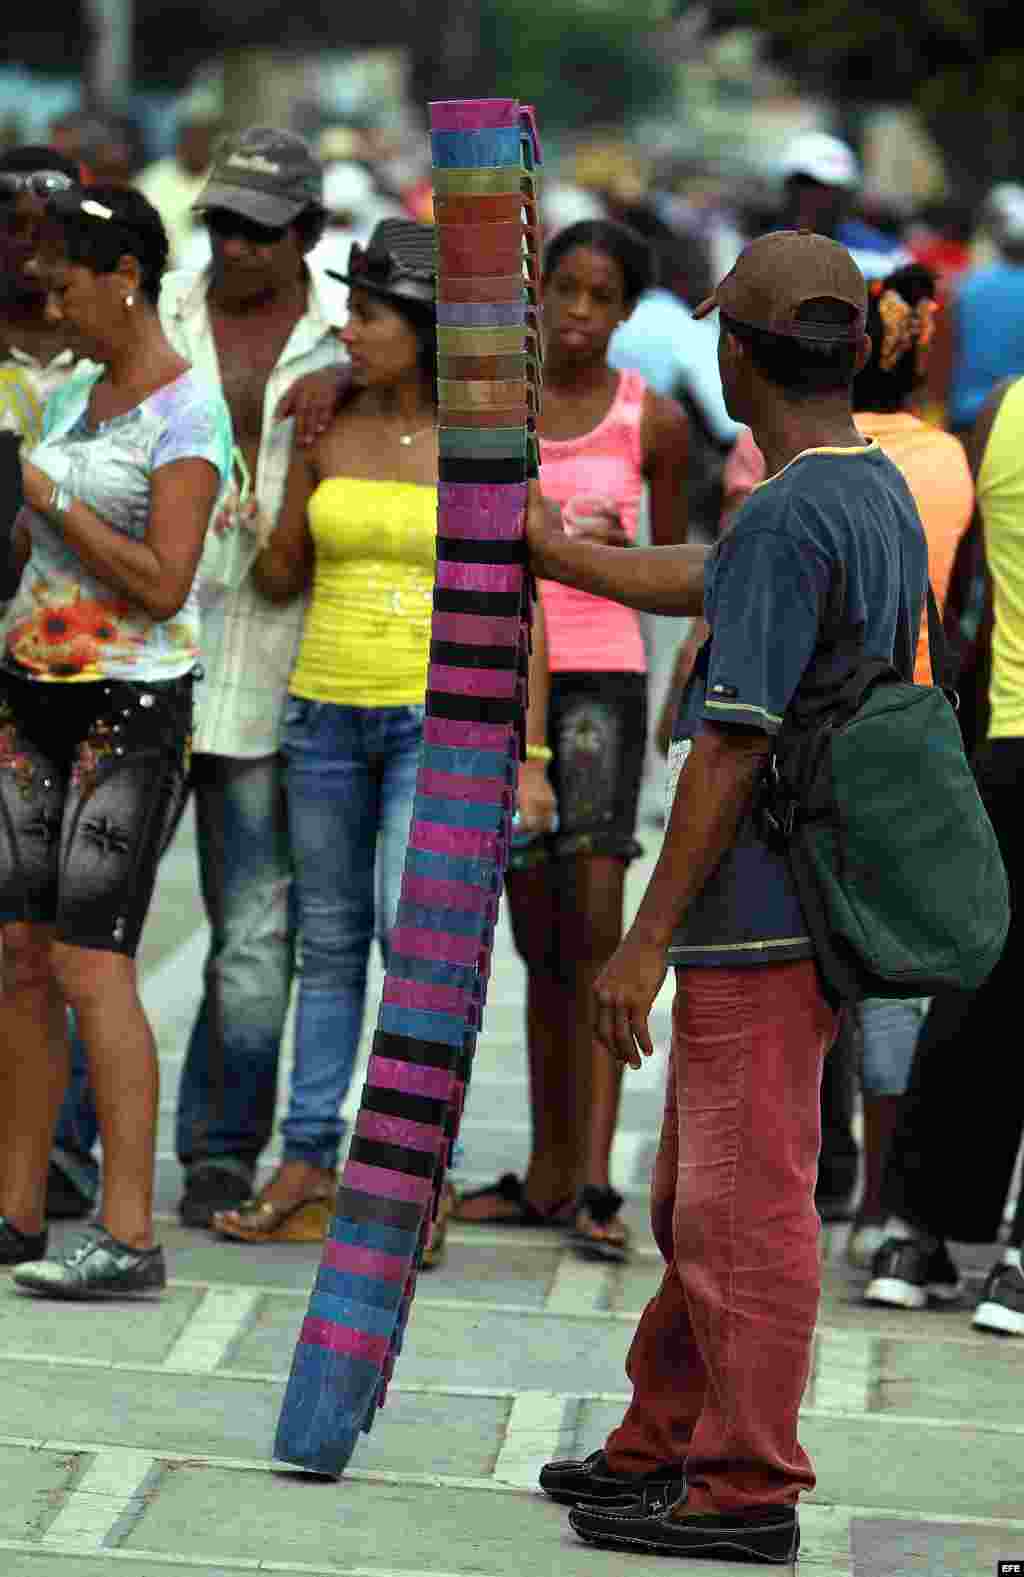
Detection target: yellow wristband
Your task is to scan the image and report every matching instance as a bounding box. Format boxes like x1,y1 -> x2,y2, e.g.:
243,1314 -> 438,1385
525,743 -> 552,763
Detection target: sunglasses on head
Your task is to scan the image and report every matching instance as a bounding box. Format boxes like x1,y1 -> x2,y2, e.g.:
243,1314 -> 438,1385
204,208 -> 289,246
0,170 -> 75,200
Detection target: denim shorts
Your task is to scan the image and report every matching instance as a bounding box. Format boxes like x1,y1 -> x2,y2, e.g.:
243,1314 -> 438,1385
858,995 -> 929,1097
0,664 -> 194,954
509,670 -> 647,870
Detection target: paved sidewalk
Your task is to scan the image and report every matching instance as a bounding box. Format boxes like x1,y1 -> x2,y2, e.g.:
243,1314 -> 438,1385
1,808 -> 1022,1576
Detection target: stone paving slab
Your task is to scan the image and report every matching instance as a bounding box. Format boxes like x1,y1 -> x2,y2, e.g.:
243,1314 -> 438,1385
0,1444 -> 79,1544
0,1364 -> 282,1460
0,1278 -> 199,1364
407,1242 -> 563,1308
121,1469 -> 776,1576
605,1259 -> 663,1316
0,1558 -> 243,1577
153,1229 -> 321,1294
798,1418 -> 1021,1522
792,1504 -> 854,1573
0,1365 -> 510,1479
850,1515 -> 1017,1577
225,1301 -> 633,1396
873,1338 -> 1024,1425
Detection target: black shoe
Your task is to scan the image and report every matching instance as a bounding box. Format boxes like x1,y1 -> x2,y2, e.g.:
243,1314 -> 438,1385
539,1449 -> 685,1508
179,1162 -> 253,1228
972,1258 -> 1024,1336
864,1235 -> 963,1310
569,1494 -> 799,1564
46,1157 -> 98,1220
13,1225 -> 166,1300
0,1217 -> 48,1266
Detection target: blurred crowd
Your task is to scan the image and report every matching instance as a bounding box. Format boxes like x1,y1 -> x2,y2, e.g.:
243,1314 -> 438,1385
11,101 -> 1024,461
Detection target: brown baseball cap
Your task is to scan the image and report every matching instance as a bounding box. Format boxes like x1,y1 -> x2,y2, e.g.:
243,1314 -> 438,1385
194,126 -> 322,227
694,230 -> 867,343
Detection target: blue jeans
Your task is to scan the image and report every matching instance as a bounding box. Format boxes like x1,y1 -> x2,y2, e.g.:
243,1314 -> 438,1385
52,751 -> 295,1182
279,698 -> 422,1169
858,996 -> 928,1096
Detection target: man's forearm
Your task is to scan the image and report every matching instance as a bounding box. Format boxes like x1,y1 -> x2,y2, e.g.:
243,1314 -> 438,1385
533,534 -> 709,617
630,726 -> 771,949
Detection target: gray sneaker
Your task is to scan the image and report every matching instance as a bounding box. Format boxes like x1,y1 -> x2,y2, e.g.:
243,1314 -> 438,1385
13,1226 -> 166,1300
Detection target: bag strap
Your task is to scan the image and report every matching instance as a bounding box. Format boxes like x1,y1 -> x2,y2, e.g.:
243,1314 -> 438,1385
925,583 -> 958,695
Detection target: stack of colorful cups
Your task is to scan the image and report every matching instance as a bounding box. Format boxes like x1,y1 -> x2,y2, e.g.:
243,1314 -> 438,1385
273,98 -> 544,1478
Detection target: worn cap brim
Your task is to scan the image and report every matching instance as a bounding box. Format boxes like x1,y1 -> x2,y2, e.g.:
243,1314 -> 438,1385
325,268 -> 434,305
193,181 -> 306,228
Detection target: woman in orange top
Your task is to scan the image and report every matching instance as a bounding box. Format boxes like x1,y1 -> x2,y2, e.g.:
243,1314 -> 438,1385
847,265 -> 975,1265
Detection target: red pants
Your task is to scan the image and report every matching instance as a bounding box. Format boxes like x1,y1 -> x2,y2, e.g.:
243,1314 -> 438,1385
604,961 -> 837,1512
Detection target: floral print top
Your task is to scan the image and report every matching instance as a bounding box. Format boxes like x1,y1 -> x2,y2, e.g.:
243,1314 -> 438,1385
2,365 -> 232,683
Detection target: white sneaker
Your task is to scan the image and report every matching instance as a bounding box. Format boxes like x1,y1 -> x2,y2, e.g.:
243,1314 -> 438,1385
972,1260 -> 1024,1336
846,1224 -> 888,1270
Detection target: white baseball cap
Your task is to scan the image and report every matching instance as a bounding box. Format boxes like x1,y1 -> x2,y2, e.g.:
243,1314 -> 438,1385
986,183 -> 1024,244
777,132 -> 861,192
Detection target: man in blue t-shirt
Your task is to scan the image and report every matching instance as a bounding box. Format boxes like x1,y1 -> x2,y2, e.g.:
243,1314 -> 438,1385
755,131 -> 912,1218
525,230 -> 927,1565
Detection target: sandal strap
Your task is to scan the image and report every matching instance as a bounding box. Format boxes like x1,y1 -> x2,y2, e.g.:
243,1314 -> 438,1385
230,1193 -> 331,1231
576,1185 -> 624,1227
457,1171 -> 524,1208
455,1173 -> 573,1227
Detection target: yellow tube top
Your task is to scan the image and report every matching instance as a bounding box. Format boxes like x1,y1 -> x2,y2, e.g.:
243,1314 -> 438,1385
290,477 -> 437,707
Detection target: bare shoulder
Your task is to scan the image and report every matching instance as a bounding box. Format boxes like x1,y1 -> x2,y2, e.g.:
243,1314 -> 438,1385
314,387 -> 373,453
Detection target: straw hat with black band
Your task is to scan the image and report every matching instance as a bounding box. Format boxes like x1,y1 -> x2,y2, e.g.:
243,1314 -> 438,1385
326,217 -> 436,306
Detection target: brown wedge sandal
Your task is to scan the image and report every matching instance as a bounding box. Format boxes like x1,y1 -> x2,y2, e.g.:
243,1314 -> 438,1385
211,1191 -> 333,1244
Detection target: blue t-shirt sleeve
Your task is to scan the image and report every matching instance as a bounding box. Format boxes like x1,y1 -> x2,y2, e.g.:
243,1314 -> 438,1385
701,509 -> 829,735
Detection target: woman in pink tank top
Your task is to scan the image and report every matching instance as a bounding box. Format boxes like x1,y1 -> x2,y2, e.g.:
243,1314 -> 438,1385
454,220 -> 689,1258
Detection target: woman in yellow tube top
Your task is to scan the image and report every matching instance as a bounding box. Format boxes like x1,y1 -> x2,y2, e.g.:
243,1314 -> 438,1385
210,220 -> 456,1257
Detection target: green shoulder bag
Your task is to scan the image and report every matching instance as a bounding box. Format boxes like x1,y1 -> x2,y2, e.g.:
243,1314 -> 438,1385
757,588 -> 1010,1003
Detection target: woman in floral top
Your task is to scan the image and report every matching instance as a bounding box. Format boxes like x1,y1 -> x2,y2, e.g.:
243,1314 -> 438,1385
0,185 -> 231,1300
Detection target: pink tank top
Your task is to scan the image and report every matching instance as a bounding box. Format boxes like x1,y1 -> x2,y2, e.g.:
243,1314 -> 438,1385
538,368 -> 648,673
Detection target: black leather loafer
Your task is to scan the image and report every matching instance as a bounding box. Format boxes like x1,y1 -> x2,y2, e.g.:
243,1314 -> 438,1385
0,1216 -> 48,1265
569,1495 -> 799,1564
13,1226 -> 166,1300
539,1448 -> 685,1508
